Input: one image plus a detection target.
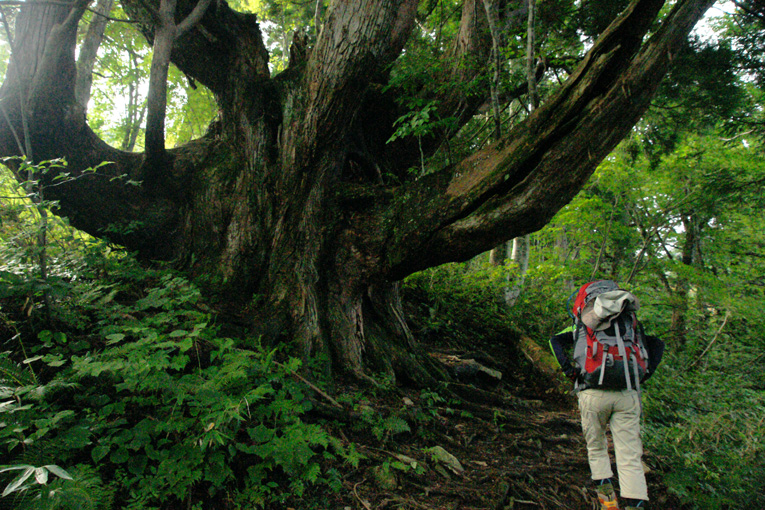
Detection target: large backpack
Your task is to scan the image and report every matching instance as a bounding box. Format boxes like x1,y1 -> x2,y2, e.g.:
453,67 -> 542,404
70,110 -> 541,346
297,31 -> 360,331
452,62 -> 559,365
570,280 -> 648,390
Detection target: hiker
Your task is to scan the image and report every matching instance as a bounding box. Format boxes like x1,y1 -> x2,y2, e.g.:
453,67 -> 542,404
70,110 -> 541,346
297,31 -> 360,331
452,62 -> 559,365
549,280 -> 665,510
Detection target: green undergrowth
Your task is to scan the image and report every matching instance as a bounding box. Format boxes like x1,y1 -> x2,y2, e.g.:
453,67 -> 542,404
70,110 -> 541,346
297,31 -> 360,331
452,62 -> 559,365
0,245 -> 358,509
401,261 -> 575,394
402,262 -> 522,350
643,350 -> 765,509
403,261 -> 765,510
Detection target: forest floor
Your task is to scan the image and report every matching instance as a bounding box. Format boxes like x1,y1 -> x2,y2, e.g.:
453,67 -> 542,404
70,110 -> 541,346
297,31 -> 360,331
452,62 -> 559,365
309,327 -> 687,510
0,270 -> 690,510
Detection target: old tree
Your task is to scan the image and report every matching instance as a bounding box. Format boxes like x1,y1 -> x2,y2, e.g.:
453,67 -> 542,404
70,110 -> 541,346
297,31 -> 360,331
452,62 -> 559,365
0,0 -> 715,381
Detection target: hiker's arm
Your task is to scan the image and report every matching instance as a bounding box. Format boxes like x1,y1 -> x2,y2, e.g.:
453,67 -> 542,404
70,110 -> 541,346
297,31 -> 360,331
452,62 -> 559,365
549,330 -> 577,380
643,335 -> 665,382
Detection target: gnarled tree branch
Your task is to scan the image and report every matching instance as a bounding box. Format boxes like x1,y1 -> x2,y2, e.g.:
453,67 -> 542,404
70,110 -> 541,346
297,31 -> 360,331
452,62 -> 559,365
294,0 -> 419,170
381,0 -> 715,280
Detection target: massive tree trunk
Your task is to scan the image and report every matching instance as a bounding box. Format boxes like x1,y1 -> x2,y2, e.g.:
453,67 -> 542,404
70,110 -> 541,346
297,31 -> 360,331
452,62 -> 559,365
0,0 -> 715,381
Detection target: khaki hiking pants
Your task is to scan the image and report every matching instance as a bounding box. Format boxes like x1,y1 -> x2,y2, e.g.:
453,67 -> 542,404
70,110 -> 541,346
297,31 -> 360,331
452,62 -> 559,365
578,388 -> 648,501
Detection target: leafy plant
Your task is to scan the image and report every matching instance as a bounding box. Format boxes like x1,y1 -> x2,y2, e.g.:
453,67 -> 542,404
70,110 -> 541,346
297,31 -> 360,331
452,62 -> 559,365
642,350 -> 765,509
0,464 -> 72,498
0,254 -> 351,509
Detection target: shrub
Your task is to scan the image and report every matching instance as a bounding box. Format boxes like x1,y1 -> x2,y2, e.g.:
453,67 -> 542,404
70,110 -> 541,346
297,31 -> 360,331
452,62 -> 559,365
0,259 -> 346,509
643,348 -> 765,509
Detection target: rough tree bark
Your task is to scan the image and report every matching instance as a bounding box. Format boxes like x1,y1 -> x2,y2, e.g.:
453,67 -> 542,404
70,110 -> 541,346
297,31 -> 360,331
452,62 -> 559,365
0,0 -> 716,382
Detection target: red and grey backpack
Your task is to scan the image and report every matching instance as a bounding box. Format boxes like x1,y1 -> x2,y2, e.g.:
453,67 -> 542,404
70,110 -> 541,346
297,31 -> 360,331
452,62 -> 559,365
570,280 -> 649,390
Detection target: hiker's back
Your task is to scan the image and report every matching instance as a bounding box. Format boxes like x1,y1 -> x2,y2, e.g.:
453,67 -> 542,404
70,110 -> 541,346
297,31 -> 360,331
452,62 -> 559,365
570,280 -> 648,391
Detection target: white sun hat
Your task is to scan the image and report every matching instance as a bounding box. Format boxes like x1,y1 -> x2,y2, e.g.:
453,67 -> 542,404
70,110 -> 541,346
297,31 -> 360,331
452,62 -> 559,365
580,290 -> 640,331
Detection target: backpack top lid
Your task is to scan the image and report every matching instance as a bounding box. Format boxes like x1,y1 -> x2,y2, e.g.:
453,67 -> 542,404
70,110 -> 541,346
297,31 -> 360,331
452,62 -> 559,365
580,290 -> 640,331
571,280 -> 620,318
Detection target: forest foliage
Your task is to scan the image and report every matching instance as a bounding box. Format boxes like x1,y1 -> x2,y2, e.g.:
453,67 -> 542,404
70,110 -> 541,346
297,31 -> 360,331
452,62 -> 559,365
1,0 -> 764,509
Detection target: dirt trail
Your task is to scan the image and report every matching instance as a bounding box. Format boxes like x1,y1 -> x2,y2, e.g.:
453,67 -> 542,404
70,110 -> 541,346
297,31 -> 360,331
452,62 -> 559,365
321,338 -> 684,510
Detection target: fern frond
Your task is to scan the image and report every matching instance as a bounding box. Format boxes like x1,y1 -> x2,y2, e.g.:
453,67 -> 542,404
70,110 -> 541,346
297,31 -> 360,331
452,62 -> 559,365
0,354 -> 34,387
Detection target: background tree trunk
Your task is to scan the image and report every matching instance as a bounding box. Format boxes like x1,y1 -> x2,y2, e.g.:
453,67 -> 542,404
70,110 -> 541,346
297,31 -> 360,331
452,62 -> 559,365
505,234 -> 530,306
75,0 -> 114,111
670,212 -> 703,347
489,242 -> 508,266
504,0 -> 538,307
